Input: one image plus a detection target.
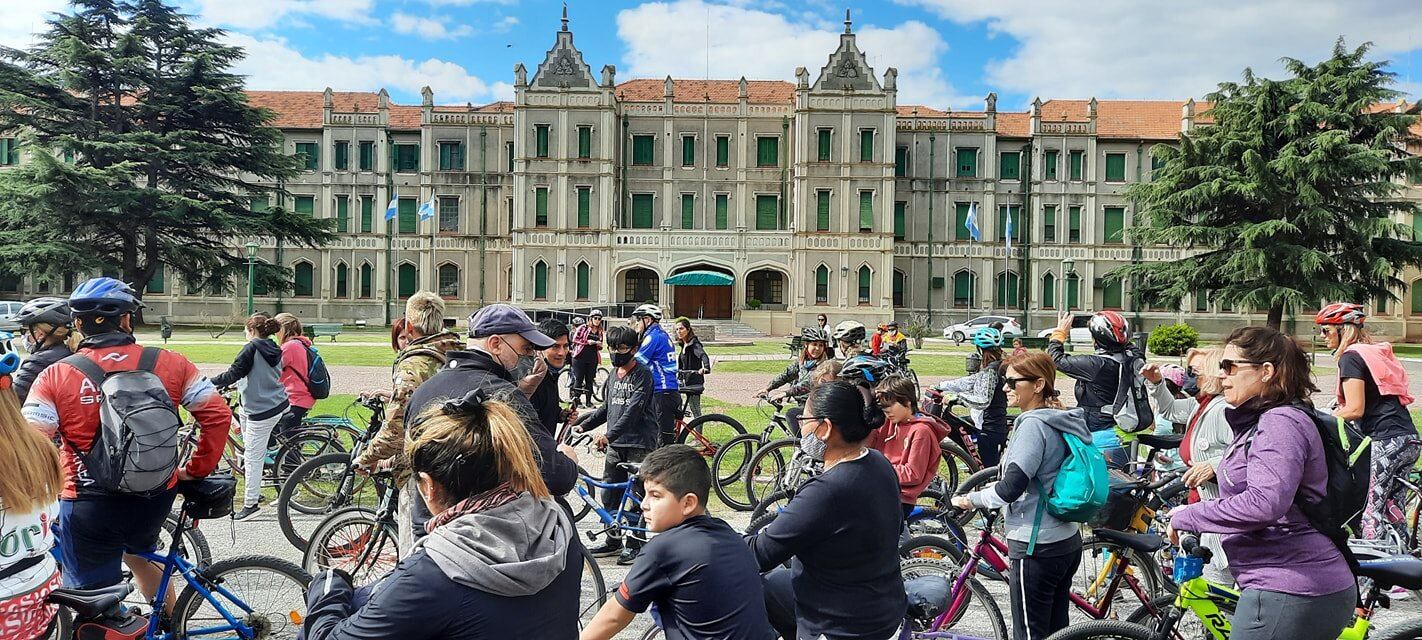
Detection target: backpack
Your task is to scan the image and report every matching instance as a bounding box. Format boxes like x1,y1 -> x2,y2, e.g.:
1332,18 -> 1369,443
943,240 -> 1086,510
60,348 -> 183,497
1106,349 -> 1155,433
1244,403 -> 1370,568
298,343 -> 331,400
1030,430 -> 1110,554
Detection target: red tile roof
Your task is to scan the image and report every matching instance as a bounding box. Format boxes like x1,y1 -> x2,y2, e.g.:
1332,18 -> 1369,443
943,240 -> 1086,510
614,79 -> 794,104
996,112 -> 1030,137
896,105 -> 948,117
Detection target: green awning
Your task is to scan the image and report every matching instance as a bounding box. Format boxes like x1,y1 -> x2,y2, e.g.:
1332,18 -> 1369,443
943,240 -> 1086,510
665,270 -> 733,286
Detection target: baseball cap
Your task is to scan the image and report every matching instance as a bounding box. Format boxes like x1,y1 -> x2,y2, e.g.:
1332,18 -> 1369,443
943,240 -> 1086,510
467,304 -> 555,349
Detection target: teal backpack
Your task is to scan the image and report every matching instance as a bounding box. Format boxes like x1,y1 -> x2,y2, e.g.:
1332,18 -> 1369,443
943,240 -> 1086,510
1029,432 -> 1109,553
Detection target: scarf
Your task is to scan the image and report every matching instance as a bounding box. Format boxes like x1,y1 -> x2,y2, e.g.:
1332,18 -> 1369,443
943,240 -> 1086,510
425,482 -> 521,534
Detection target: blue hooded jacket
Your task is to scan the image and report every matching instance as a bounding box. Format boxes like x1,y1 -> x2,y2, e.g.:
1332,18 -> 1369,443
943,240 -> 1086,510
636,323 -> 679,393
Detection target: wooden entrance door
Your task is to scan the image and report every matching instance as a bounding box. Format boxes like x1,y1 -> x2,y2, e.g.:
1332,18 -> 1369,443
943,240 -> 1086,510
674,286 -> 732,319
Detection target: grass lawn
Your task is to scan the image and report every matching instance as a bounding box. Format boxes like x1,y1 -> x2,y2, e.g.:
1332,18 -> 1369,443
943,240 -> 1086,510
1391,344 -> 1422,359
167,342 -> 397,367
715,355 -> 971,377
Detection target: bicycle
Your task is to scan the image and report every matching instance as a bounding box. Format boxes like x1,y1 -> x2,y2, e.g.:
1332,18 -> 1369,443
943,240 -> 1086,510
667,386 -> 746,457
563,363 -> 610,403
275,393 -> 389,551
711,396 -> 801,511
181,390 -> 351,490
1044,535 -> 1422,640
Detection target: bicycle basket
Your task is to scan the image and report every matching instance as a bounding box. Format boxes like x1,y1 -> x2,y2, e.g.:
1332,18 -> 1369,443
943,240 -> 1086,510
1087,469 -> 1149,531
177,471 -> 237,520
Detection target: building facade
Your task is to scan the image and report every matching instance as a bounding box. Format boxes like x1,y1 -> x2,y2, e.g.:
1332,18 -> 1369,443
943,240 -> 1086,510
2,11 -> 1420,339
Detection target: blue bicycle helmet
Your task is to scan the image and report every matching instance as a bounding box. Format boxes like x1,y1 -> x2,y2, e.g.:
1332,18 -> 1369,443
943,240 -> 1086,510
971,326 -> 1004,350
69,277 -> 141,317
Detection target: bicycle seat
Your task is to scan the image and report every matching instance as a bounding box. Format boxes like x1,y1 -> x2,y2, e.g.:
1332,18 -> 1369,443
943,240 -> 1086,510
1135,433 -> 1183,450
1356,556 -> 1422,591
48,583 -> 133,619
616,462 -> 643,473
680,386 -> 704,396
1090,528 -> 1166,554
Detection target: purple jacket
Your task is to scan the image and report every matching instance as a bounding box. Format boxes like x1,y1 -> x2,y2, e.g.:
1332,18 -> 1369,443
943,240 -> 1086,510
1170,399 -> 1354,596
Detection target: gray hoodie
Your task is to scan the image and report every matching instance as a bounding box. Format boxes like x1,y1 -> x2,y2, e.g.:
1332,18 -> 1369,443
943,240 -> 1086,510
967,407 -> 1092,555
416,493 -> 573,597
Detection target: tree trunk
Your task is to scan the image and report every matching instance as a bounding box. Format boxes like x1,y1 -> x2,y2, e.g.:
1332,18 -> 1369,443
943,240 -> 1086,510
1266,303 -> 1285,330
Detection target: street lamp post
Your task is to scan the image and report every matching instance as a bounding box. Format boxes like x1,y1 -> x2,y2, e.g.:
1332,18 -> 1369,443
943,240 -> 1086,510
1062,258 -> 1075,313
245,242 -> 259,315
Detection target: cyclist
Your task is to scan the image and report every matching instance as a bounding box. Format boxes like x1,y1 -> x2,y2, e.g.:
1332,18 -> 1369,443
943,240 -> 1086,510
952,327 -> 1010,467
271,313 -> 315,439
759,327 -> 830,406
869,321 -> 907,357
574,326 -> 658,565
303,390 -> 582,640
868,375 -> 948,519
210,313 -> 290,521
569,310 -> 604,406
1168,326 -> 1355,640
675,318 -> 710,418
12,297 -> 75,402
1046,310 -> 1136,466
951,351 -> 1088,640
831,320 -> 866,360
1317,302 -> 1419,542
0,362 -> 64,640
22,278 -> 231,605
631,304 -> 680,446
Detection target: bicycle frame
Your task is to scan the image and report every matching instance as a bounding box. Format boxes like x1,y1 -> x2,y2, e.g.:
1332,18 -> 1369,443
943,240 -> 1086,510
574,474 -> 648,536
138,512 -> 269,640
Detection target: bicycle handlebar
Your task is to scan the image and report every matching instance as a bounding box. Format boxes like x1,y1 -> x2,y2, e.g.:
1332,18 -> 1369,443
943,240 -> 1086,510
1178,534 -> 1213,563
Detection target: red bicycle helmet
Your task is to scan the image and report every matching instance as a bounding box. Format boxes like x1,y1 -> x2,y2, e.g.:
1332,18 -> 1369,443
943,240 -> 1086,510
1088,310 -> 1131,349
1315,302 -> 1366,326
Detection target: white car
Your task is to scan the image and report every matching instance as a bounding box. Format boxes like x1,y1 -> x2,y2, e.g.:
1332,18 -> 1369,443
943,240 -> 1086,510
1038,314 -> 1094,345
942,316 -> 1023,343
0,300 -> 22,332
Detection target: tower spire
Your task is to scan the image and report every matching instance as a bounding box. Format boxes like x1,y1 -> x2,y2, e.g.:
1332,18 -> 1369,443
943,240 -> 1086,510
561,3 -> 569,31
844,8 -> 852,33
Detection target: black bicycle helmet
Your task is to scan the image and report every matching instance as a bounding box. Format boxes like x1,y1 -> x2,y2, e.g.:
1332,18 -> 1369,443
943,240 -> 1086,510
801,327 -> 830,343
16,297 -> 72,328
178,471 -> 237,520
838,354 -> 892,385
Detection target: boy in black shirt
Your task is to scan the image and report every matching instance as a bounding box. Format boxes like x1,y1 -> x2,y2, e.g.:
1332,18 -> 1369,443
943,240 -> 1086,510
580,445 -> 773,640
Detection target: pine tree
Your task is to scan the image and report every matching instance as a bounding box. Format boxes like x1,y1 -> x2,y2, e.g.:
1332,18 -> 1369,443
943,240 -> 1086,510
0,0 -> 330,303
1116,39 -> 1422,329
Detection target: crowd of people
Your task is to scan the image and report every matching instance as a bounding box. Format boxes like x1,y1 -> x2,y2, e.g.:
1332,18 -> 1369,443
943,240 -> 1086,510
0,275 -> 1418,640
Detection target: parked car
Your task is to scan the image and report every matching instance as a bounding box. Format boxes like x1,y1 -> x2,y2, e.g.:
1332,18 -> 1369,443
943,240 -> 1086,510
942,315 -> 1023,343
1038,314 -> 1093,345
0,300 -> 22,332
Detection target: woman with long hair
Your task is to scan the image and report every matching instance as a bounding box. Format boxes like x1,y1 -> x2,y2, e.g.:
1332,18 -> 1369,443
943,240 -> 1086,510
209,313 -> 290,521
935,326 -> 1010,466
952,351 -> 1089,640
674,318 -> 710,418
273,313 -> 317,440
302,389 -> 581,639
569,310 -> 604,406
1169,326 -> 1355,640
761,327 -> 831,408
0,361 -> 65,640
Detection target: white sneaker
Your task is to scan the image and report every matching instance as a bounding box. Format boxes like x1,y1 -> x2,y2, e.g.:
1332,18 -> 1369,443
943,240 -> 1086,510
1391,587 -> 1413,600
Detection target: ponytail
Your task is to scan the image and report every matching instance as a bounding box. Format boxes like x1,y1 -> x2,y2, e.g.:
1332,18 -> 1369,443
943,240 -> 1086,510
407,389 -> 549,501
245,313 -> 280,338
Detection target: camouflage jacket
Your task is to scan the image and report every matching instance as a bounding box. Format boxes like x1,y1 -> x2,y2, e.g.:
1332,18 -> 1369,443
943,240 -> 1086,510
358,331 -> 466,472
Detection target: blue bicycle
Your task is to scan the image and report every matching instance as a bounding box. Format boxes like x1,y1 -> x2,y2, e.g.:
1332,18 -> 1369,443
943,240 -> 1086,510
46,476 -> 311,639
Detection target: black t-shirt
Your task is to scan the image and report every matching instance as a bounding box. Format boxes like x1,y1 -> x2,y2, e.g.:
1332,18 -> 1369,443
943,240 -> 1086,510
982,360 -> 1009,433
1338,351 -> 1415,440
615,515 -> 773,640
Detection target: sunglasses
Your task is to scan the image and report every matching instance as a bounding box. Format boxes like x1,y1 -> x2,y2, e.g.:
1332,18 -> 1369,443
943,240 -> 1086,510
1317,327 -> 1338,338
1219,359 -> 1265,375
1002,376 -> 1039,388
796,415 -> 825,426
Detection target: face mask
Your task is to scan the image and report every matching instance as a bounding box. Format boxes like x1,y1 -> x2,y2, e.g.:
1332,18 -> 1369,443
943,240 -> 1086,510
23,331 -> 40,353
611,351 -> 634,367
799,426 -> 827,461
1182,371 -> 1200,397
509,353 -> 538,379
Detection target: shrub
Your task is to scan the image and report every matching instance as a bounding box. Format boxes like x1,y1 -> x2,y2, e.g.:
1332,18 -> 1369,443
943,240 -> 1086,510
1147,323 -> 1199,356
903,313 -> 933,349
747,298 -> 763,309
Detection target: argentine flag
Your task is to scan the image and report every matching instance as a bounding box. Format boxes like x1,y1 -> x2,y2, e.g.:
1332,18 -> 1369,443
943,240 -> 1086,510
964,202 -> 981,242
1005,207 -> 1015,251
384,196 -> 399,221
417,197 -> 436,221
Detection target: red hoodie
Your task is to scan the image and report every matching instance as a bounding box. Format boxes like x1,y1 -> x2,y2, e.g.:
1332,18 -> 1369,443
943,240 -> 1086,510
280,336 -> 316,410
866,413 -> 951,503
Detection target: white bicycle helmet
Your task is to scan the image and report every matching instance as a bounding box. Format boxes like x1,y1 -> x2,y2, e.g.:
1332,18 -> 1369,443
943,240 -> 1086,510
832,320 -> 866,345
632,304 -> 663,322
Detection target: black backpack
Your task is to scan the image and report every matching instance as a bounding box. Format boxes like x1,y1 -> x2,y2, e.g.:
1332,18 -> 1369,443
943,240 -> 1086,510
59,348 -> 183,497
298,343 -> 331,400
1106,349 -> 1155,433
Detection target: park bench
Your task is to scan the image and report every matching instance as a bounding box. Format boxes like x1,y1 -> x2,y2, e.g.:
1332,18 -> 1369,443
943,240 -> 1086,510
303,323 -> 343,342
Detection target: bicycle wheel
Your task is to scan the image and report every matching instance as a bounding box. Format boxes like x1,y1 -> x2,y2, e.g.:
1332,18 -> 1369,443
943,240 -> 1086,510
277,452 -> 382,551
303,508 -> 399,585
578,544 -> 607,630
1124,594 -> 1230,640
275,429 -> 345,482
160,513 -> 212,567
567,467 -> 597,523
900,557 -> 1008,639
676,413 -> 747,458
939,440 -> 981,496
899,534 -> 968,564
1074,536 -> 1169,613
1373,616 -> 1422,640
1041,620 -> 1152,640
639,626 -> 664,640
743,438 -> 799,509
172,555 -> 311,640
711,433 -> 763,511
749,488 -> 796,522
593,367 -> 610,402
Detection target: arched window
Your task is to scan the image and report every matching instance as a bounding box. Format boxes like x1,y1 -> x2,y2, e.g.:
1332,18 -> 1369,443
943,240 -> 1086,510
576,262 -> 590,300
334,263 -> 349,298
995,271 -> 1019,308
533,261 -> 548,300
857,266 -> 872,304
892,270 -> 905,307
952,271 -> 975,308
1041,273 -> 1057,310
398,263 -> 417,298
814,265 -> 829,304
293,261 -> 315,297
438,263 -> 459,298
623,268 -> 658,303
359,263 -> 373,298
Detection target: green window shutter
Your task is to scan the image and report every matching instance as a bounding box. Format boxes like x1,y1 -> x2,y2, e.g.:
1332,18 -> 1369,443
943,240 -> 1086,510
893,271 -> 905,307
714,194 -> 728,230
999,152 -> 1020,180
250,272 -> 268,296
1378,295 -> 1389,315
1103,279 -> 1124,309
398,264 -> 417,298
755,195 -> 778,230
398,197 -> 417,234
633,135 -> 654,165
1151,152 -> 1166,179
535,188 -> 549,226
1194,289 -> 1209,312
956,148 -> 977,177
757,137 -> 778,167
816,191 -> 830,231
1068,206 -> 1082,242
997,206 -> 1020,242
632,194 -> 655,228
1043,205 -> 1056,242
0,138 -> 13,165
1042,274 -> 1056,309
295,196 -> 315,217
296,143 -> 319,170
294,262 -> 314,297
815,266 -> 828,303
955,203 -> 970,241
577,188 -> 590,227
334,142 -> 349,170
1069,150 -> 1084,180
1044,150 -> 1058,180
535,125 -> 549,158
507,142 -> 515,172
996,272 -> 1020,308
576,263 -> 590,300
1105,153 -> 1126,182
395,144 -> 419,172
895,147 -> 907,177
533,263 -> 548,299
358,142 -> 374,170
859,191 -> 873,231
715,136 -> 729,167
817,130 -> 830,161
578,127 -> 591,159
335,196 -> 349,233
859,130 -> 873,162
360,197 -> 373,233
439,142 -> 465,170
858,267 -> 871,303
147,267 -> 165,294
893,201 -> 906,240
681,194 -> 695,229
1066,275 -> 1080,309
360,264 -> 373,298
335,264 -> 349,298
1412,285 -> 1422,315
1104,207 -> 1125,244
682,136 -> 695,167
953,272 -> 972,306
1412,214 -> 1422,240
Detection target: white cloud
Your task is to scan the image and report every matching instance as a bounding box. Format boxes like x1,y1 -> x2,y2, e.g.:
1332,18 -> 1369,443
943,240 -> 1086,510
0,1 -> 72,50
616,0 -> 978,108
902,0 -> 1422,101
492,15 -> 519,33
419,0 -> 517,6
391,12 -> 473,40
227,32 -> 498,103
191,0 -> 376,31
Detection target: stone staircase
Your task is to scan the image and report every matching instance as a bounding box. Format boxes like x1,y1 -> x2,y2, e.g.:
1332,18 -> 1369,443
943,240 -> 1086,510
675,318 -> 768,341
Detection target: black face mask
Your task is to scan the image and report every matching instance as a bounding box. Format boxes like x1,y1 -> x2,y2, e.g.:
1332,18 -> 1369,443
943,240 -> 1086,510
611,352 -> 634,367
1181,371 -> 1200,397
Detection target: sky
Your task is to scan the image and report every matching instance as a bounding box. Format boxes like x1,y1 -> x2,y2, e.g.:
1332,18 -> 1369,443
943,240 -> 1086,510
1,0 -> 1421,112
